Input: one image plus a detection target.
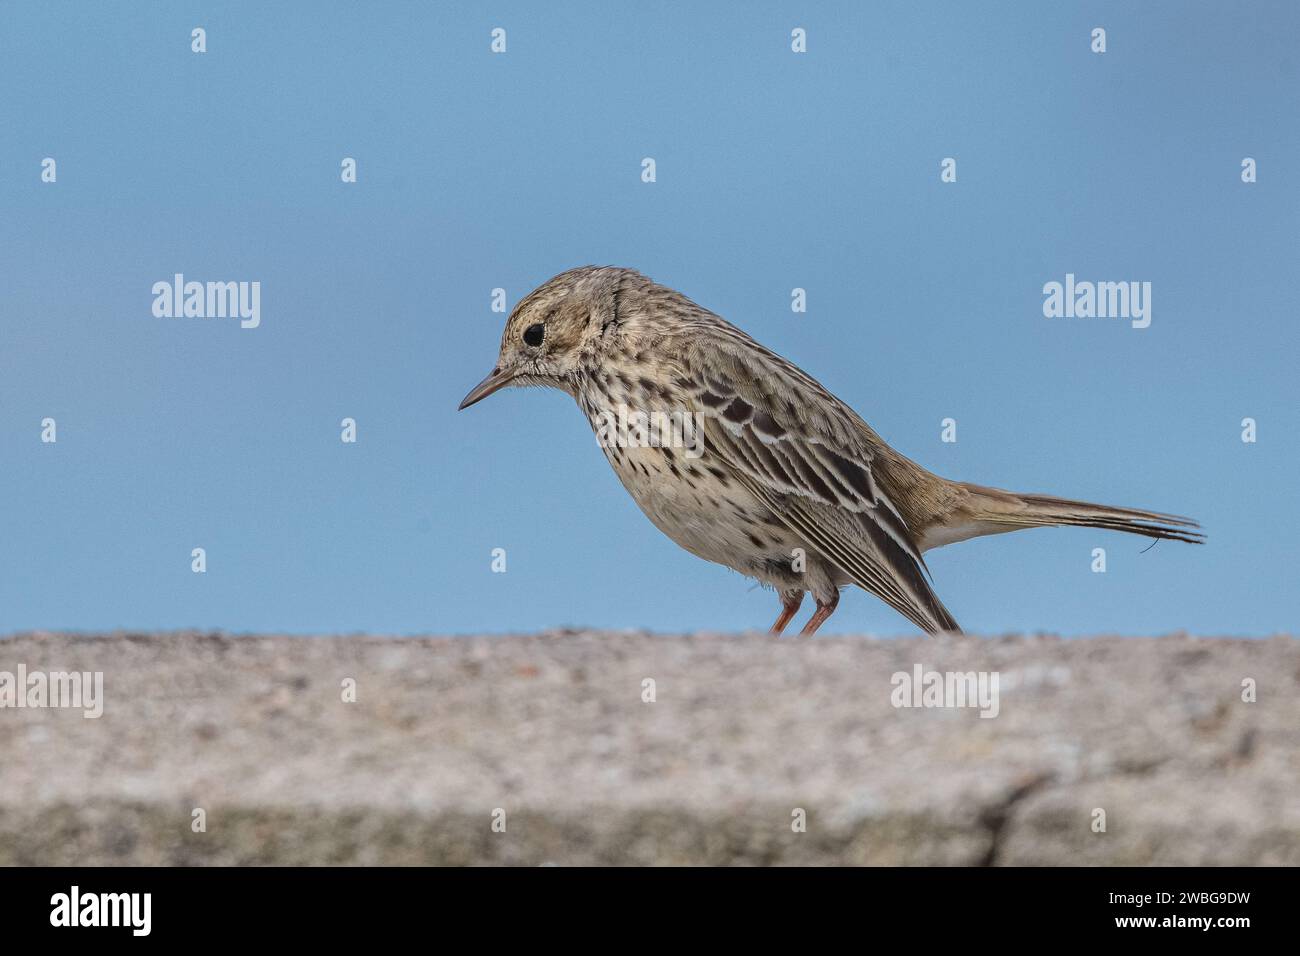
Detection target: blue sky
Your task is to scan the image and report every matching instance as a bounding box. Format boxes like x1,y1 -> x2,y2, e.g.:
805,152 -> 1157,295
1,1 -> 1296,636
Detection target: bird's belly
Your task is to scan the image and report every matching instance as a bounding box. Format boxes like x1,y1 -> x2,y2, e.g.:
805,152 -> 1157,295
598,443 -> 799,578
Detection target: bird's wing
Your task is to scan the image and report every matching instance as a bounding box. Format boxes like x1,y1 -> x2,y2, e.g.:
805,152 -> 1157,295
673,323 -> 960,634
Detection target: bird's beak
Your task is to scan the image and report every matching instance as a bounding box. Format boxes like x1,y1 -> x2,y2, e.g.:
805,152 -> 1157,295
458,366 -> 515,410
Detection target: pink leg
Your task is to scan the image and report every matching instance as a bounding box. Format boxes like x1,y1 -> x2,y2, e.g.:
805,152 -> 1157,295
769,590 -> 805,635
799,590 -> 840,636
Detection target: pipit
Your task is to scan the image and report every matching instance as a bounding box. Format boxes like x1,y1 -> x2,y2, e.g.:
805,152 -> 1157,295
460,267 -> 1202,635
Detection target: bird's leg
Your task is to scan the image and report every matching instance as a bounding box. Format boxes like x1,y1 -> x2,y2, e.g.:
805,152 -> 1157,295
799,590 -> 840,636
769,590 -> 805,635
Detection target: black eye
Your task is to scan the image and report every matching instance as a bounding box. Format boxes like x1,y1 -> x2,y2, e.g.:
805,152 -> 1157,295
523,323 -> 545,347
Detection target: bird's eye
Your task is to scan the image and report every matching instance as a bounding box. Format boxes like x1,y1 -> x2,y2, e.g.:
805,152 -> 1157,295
523,323 -> 545,347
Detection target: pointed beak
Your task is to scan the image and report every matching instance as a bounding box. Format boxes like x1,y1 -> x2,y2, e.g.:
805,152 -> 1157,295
458,366 -> 515,410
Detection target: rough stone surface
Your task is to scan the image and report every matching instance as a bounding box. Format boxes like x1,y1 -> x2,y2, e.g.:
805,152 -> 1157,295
0,631 -> 1295,865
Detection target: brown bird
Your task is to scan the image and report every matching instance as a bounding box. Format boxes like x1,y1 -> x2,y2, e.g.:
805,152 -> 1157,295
459,266 -> 1202,635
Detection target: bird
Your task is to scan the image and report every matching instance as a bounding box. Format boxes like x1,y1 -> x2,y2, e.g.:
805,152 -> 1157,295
459,266 -> 1202,636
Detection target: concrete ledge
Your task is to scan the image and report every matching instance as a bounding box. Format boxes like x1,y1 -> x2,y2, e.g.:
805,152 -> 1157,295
1,631 -> 1295,865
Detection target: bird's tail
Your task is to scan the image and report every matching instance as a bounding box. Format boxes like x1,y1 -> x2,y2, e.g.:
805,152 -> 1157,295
957,483 -> 1204,545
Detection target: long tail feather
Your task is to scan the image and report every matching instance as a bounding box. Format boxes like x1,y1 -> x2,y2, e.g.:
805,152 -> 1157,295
959,484 -> 1205,545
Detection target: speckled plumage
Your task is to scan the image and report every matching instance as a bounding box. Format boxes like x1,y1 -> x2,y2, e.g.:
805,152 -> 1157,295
460,267 -> 1202,635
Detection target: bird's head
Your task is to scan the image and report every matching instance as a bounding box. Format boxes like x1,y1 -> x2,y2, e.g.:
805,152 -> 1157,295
458,265 -> 639,410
